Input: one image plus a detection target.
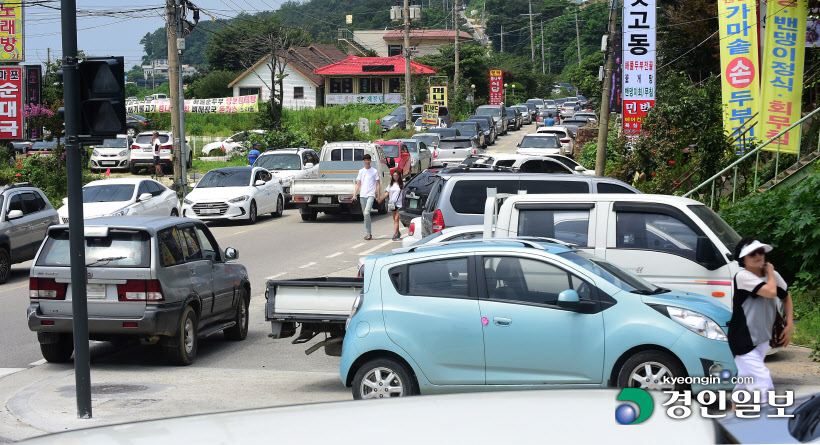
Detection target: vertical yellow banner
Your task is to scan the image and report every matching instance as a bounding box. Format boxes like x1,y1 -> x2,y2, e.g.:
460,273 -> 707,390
718,0 -> 760,154
760,0 -> 807,154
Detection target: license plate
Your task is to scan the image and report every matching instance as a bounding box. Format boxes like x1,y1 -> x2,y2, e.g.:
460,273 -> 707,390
200,208 -> 220,215
318,197 -> 332,204
39,153 -> 50,158
143,147 -> 152,152
409,199 -> 419,209
87,284 -> 106,299
101,161 -> 116,166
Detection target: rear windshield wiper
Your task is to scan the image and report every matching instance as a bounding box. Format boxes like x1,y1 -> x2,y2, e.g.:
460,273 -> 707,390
87,256 -> 127,267
652,287 -> 671,294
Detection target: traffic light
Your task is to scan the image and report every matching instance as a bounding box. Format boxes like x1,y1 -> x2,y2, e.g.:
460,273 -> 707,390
77,57 -> 126,138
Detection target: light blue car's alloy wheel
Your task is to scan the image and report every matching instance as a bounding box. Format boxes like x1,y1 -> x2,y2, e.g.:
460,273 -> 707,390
360,367 -> 404,399
628,361 -> 676,391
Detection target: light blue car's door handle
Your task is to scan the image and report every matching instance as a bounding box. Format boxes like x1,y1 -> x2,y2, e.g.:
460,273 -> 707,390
493,317 -> 512,327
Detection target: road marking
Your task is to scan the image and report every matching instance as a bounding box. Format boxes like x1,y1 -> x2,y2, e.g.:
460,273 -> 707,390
298,262 -> 317,269
0,283 -> 28,294
266,273 -> 286,280
359,240 -> 393,255
326,251 -> 344,258
27,359 -> 46,367
0,368 -> 25,378
350,242 -> 366,249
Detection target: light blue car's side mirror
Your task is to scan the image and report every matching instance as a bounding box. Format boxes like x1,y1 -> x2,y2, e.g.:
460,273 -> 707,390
558,289 -> 580,303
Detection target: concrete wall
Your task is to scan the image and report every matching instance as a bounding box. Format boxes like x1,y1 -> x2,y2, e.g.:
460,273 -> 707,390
232,58 -> 318,109
351,30 -> 390,56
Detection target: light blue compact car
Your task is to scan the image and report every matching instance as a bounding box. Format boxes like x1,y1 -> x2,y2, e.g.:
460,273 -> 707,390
341,239 -> 736,399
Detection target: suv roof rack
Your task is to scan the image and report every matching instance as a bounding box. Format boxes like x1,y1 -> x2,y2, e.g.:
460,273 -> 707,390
6,182 -> 34,190
393,237 -> 576,254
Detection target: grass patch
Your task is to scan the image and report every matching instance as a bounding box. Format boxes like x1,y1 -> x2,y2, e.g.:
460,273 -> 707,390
189,156 -> 249,174
791,288 -> 820,360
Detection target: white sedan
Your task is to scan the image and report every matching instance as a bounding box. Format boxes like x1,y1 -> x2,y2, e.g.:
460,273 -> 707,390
201,130 -> 266,156
182,166 -> 284,224
57,178 -> 180,223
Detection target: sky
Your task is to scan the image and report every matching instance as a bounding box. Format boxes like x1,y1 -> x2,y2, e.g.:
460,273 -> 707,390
23,0 -> 275,69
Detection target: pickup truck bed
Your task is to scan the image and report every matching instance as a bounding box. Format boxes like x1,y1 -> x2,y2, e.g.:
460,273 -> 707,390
265,277 -> 363,356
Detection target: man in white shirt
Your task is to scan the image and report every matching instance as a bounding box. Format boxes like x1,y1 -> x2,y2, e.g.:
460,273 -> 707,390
353,154 -> 381,240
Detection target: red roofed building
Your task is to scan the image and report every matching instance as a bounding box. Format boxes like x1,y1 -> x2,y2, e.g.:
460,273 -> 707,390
313,55 -> 437,106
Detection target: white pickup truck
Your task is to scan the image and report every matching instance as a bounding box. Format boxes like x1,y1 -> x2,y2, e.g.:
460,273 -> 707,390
290,142 -> 392,221
265,277 -> 364,356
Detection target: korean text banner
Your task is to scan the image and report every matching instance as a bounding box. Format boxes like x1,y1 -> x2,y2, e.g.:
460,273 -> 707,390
0,67 -> 22,139
719,0 -> 760,154
422,102 -> 439,125
489,70 -> 503,105
0,2 -> 22,62
622,0 -> 656,139
126,95 -> 259,114
429,86 -> 448,107
760,0 -> 807,154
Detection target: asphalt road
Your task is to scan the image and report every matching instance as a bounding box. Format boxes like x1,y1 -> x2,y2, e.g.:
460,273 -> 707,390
0,122 -> 536,371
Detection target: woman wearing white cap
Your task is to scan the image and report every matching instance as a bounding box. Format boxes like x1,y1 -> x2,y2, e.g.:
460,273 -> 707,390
728,237 -> 793,404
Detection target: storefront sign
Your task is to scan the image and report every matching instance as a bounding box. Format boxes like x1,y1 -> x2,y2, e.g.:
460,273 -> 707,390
489,70 -> 503,105
622,0 -> 656,140
0,67 -> 22,139
24,65 -> 40,140
126,95 -> 259,114
0,2 -> 22,62
422,102 -> 439,125
429,86 -> 448,107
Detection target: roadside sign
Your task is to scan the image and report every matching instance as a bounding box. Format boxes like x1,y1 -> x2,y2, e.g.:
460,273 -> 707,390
429,86 -> 448,107
422,102 -> 439,125
489,69 -> 503,105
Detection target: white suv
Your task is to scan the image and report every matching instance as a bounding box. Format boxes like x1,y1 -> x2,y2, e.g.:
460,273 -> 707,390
535,126 -> 575,157
130,131 -> 192,175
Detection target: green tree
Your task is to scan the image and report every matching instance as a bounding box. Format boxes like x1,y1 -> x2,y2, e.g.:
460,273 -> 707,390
185,70 -> 241,99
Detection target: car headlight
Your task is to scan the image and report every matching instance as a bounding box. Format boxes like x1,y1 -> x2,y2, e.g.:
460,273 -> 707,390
118,150 -> 127,157
228,195 -> 249,203
109,207 -> 130,216
183,198 -> 193,205
92,149 -> 99,156
664,306 -> 727,341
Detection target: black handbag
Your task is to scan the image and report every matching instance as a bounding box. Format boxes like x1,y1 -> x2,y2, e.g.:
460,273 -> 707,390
770,310 -> 787,347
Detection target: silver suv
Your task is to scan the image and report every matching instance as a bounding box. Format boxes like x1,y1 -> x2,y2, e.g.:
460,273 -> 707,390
27,216 -> 250,365
0,183 -> 58,283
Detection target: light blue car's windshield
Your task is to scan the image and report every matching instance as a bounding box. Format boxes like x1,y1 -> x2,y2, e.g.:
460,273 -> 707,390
558,251 -> 658,294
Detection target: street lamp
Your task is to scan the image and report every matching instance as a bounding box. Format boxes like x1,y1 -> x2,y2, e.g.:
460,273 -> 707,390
511,84 -> 516,105
470,84 -> 476,112
504,83 -> 508,106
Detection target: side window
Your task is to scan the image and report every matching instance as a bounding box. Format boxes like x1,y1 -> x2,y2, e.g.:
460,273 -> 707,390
450,179 -> 518,214
517,209 -> 590,246
137,181 -> 150,197
34,192 -> 47,211
444,232 -> 482,242
519,160 -> 543,173
310,152 -> 320,164
483,257 -> 573,306
22,193 -> 40,214
520,180 -> 589,194
597,183 -> 635,194
180,227 -> 203,261
331,149 -> 341,161
146,181 -> 163,196
407,258 -> 470,298
615,212 -> 699,261
7,194 -> 22,214
194,225 -> 221,262
158,227 -> 185,266
543,161 -> 571,174
353,149 -> 364,161
262,170 -> 272,182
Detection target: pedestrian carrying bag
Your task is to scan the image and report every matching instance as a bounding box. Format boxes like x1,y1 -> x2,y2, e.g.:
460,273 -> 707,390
388,203 -> 397,211
770,310 -> 787,347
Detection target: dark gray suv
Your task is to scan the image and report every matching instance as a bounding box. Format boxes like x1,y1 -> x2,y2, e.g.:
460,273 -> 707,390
0,183 -> 59,283
28,216 -> 250,365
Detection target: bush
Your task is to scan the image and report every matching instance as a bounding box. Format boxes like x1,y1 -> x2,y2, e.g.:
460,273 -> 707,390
7,155 -> 102,207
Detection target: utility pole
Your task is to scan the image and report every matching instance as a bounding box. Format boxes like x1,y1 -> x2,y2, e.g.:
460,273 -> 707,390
59,0 -> 92,419
404,0 -> 412,129
166,0 -> 182,184
454,0 -> 459,94
500,24 -> 504,53
528,0 -> 535,61
175,0 -> 188,196
540,21 -> 545,74
575,8 -> 582,67
595,0 -> 618,176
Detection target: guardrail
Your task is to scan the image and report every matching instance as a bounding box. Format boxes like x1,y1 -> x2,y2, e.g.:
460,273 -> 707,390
682,105 -> 820,206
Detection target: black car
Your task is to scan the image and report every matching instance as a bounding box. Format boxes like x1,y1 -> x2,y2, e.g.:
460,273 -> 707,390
465,118 -> 495,145
399,168 -> 442,227
426,127 -> 461,138
467,115 -> 497,141
127,114 -> 152,138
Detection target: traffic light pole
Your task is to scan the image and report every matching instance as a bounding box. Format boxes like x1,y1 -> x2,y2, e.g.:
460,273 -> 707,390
166,0 -> 183,188
176,0 -> 188,197
60,0 -> 92,419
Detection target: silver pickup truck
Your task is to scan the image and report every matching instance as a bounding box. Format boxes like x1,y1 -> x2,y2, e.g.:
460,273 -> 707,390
290,142 -> 392,221
265,277 -> 363,356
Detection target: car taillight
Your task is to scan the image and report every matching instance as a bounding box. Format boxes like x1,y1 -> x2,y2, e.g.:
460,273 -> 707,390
117,280 -> 164,301
537,117 -> 542,121
29,277 -> 68,300
409,221 -> 415,236
432,209 -> 444,233
293,195 -> 311,202
433,151 -> 438,158
338,195 -> 354,202
161,144 -> 172,149
357,265 -> 364,279
561,138 -> 570,143
221,145 -> 226,151
131,144 -> 140,149
141,122 -> 147,126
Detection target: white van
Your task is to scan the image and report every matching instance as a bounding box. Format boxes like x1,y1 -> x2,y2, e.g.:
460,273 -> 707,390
487,193 -> 743,308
